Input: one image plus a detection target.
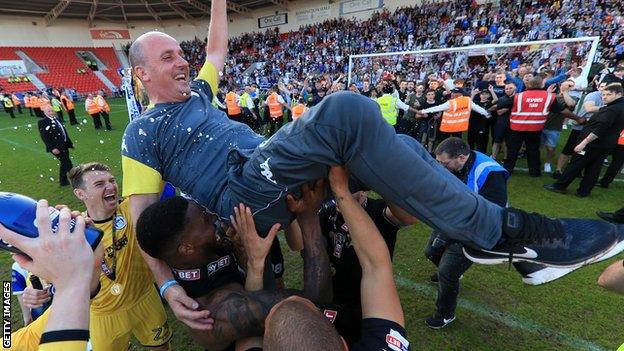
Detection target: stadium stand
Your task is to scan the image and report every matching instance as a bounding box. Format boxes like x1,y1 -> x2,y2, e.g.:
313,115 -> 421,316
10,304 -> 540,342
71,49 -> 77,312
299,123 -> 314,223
170,0 -> 623,86
0,47 -> 121,94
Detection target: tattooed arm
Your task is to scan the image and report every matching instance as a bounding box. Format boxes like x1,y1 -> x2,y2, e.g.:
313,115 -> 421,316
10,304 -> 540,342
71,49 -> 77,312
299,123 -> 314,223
286,180 -> 333,306
191,283 -> 294,351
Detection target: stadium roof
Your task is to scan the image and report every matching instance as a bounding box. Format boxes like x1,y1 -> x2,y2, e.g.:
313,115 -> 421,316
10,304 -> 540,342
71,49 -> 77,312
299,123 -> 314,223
0,0 -> 293,26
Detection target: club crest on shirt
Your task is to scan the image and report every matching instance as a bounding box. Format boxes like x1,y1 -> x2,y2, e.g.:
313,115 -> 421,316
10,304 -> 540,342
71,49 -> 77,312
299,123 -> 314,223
114,215 -> 127,231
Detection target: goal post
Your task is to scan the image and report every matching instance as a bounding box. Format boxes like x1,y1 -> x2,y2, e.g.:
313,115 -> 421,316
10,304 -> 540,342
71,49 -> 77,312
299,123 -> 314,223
347,36 -> 600,87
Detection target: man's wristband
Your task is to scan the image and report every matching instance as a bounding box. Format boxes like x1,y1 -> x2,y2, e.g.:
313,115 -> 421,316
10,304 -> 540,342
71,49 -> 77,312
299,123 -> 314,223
159,279 -> 179,299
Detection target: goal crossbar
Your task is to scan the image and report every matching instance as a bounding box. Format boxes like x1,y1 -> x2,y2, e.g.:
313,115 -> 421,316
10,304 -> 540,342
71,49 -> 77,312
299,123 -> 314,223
347,36 -> 600,85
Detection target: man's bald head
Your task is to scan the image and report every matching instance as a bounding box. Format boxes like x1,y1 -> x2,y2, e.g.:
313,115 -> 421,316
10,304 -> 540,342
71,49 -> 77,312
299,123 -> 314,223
129,31 -> 178,68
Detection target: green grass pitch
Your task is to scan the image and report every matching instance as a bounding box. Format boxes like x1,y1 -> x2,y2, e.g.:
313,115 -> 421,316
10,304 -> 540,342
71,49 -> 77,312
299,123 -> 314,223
0,98 -> 622,350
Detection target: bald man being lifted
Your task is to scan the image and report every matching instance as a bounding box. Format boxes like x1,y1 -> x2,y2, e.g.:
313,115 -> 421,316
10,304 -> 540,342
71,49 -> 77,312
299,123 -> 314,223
122,0 -> 622,333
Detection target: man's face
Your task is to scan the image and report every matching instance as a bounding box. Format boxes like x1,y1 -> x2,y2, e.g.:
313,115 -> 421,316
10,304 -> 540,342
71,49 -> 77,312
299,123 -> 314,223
400,81 -> 407,90
426,91 -> 435,100
523,73 -> 534,84
429,81 -> 439,90
42,105 -> 56,118
504,83 -> 516,97
74,171 -> 118,215
172,202 -> 219,269
436,152 -> 468,172
602,90 -> 621,105
363,81 -> 370,89
495,74 -> 506,85
134,33 -> 190,103
416,85 -> 425,94
407,82 -> 415,91
597,82 -> 608,92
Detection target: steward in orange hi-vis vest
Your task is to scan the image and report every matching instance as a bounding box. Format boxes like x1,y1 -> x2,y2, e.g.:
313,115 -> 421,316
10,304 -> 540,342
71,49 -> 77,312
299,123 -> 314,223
266,93 -> 284,118
510,90 -> 555,132
440,96 -> 471,133
291,103 -> 308,120
225,91 -> 241,116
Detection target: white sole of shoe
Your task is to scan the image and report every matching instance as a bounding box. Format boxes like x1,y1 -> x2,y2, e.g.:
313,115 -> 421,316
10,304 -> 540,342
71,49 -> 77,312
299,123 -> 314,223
522,240 -> 624,285
426,316 -> 456,330
462,239 -> 622,269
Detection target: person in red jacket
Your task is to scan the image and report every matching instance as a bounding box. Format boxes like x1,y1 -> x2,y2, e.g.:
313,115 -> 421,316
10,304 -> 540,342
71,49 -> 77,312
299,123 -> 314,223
503,75 -> 582,177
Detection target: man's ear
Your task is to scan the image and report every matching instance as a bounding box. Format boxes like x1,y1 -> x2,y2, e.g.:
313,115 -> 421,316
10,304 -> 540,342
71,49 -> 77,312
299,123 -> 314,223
134,66 -> 150,82
73,188 -> 85,201
178,242 -> 195,256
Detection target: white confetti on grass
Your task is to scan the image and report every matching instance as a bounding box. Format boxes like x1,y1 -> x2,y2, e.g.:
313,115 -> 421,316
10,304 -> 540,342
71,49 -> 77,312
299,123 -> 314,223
100,140 -> 104,144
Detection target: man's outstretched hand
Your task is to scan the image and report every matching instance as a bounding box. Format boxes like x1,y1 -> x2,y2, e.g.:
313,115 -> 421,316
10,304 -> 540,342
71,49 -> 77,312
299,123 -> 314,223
231,203 -> 280,270
286,179 -> 327,219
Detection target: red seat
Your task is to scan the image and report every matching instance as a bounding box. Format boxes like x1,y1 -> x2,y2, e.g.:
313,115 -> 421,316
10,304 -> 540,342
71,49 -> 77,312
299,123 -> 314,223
1,46 -> 123,94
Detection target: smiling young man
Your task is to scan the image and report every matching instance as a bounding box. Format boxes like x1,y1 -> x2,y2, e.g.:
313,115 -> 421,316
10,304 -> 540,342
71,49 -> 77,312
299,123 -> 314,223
122,0 -> 622,333
68,162 -> 172,350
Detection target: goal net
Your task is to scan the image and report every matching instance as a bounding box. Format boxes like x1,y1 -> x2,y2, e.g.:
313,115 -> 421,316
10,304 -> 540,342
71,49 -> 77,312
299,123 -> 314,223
347,37 -> 600,88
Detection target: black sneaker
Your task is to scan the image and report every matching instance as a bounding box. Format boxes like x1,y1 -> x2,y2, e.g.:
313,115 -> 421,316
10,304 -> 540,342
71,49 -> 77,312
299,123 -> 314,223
429,273 -> 438,284
543,184 -> 566,194
462,208 -> 619,268
552,170 -> 562,179
426,313 -> 456,329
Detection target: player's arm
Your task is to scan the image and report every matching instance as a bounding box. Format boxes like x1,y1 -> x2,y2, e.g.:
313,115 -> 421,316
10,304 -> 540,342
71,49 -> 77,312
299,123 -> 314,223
286,180 -> 333,306
329,166 -> 404,327
231,203 -> 281,292
199,286 -> 291,351
205,0 -> 227,74
195,0 -> 226,96
385,202 -> 418,227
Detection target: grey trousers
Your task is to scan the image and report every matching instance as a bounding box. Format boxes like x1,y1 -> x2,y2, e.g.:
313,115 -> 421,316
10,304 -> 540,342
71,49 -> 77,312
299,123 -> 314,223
225,91 -> 504,249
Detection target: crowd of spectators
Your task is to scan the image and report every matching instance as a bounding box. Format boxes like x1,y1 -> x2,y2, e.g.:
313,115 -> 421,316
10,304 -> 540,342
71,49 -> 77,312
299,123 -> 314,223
167,0 -> 624,89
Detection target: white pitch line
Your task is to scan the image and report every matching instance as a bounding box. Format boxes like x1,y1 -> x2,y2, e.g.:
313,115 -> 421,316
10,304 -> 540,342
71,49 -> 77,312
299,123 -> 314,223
395,276 -> 610,351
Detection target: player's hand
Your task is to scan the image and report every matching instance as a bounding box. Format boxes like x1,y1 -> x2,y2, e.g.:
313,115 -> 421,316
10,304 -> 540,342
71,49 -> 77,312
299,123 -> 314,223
22,285 -> 52,309
164,285 -> 214,331
328,166 -> 350,197
574,143 -> 586,154
231,203 -> 280,269
286,179 -> 327,219
0,201 -> 94,290
51,149 -> 60,155
54,204 -> 94,226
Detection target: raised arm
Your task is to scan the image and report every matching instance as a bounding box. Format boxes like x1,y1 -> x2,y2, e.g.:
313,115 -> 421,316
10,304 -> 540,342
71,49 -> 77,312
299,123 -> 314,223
328,167 -> 404,327
286,180 -> 333,306
205,0 -> 228,72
